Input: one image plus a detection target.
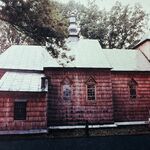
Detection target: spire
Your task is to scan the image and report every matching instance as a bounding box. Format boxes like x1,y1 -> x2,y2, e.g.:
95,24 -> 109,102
68,12 -> 80,42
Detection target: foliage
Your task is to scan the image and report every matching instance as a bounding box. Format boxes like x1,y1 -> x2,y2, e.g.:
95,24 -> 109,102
0,20 -> 35,54
0,0 -> 68,57
58,0 -> 86,21
81,1 -> 148,48
0,0 -> 148,55
62,0 -> 148,49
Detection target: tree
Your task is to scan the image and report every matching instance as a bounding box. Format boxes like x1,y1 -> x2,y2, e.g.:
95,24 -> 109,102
58,0 -> 87,20
80,0 -> 99,38
0,0 -> 68,57
0,0 -> 148,54
106,2 -> 148,48
0,20 -> 35,54
63,1 -> 148,49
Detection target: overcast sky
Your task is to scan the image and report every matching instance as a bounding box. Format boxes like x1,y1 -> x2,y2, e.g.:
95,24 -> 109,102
55,0 -> 150,13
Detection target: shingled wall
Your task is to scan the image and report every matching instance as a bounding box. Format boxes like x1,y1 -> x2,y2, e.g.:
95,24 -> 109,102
45,68 -> 114,126
112,72 -> 150,122
0,92 -> 47,130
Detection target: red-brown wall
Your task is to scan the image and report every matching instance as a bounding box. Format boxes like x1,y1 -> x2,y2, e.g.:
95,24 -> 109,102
0,92 -> 47,130
45,68 -> 114,126
1,68 -> 149,129
112,72 -> 150,122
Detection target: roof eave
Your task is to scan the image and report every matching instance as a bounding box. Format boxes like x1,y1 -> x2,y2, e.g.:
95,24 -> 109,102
133,39 -> 150,49
0,68 -> 44,73
0,90 -> 47,93
111,70 -> 150,72
44,67 -> 112,70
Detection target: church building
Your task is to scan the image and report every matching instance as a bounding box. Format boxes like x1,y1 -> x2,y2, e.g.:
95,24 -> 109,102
0,13 -> 150,133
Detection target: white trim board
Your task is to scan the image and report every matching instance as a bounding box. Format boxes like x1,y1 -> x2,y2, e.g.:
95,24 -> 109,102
0,129 -> 48,135
49,121 -> 148,130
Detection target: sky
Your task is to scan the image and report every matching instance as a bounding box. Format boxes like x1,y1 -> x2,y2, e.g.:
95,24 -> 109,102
55,0 -> 150,13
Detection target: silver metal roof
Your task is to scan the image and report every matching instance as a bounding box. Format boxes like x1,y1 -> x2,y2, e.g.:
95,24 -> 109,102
103,49 -> 150,71
57,39 -> 111,68
0,40 -> 111,69
1,39 -> 149,93
142,48 -> 150,61
0,71 -> 47,92
133,32 -> 150,48
0,39 -> 149,71
0,45 -> 59,71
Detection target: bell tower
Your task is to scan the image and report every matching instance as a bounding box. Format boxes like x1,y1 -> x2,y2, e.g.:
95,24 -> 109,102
68,12 -> 80,42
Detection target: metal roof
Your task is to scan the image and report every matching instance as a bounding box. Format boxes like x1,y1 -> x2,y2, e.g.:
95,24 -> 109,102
0,45 -> 59,71
0,40 -> 111,69
103,49 -> 150,71
57,39 -> 111,68
0,71 -> 47,92
133,32 -> 150,49
0,39 -> 150,71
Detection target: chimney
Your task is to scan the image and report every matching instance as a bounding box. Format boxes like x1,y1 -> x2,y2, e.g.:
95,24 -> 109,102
68,12 -> 80,42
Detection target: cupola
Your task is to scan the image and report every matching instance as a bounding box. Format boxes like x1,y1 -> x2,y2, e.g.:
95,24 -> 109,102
68,12 -> 80,42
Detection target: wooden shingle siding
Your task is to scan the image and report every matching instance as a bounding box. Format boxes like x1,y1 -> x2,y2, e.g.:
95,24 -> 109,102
112,72 -> 150,122
0,92 -> 47,130
45,68 -> 113,126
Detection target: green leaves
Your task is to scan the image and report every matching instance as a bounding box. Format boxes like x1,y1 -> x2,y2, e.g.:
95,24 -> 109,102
75,1 -> 148,49
0,0 -> 68,56
0,0 -> 148,56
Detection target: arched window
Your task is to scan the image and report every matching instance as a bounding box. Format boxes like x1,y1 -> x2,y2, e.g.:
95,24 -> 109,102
128,78 -> 138,99
61,77 -> 72,100
86,77 -> 96,101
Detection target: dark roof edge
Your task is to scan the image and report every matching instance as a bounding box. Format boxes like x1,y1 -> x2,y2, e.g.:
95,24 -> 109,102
111,70 -> 150,72
44,67 -> 112,70
0,68 -> 43,73
0,90 -> 47,93
133,39 -> 150,49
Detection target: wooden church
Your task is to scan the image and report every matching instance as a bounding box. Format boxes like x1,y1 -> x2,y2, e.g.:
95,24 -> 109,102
0,13 -> 150,133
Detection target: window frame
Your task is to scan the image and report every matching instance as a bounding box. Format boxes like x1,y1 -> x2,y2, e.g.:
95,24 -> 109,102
61,77 -> 73,101
86,77 -> 97,101
14,99 -> 27,121
128,78 -> 138,100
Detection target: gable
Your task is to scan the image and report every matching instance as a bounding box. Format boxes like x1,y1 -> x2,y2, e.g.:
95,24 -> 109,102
85,76 -> 97,84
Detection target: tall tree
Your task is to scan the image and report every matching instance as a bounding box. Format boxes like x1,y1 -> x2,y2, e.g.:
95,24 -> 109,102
0,20 -> 34,54
0,0 -> 68,57
62,1 -> 148,49
58,0 -> 86,20
80,1 -> 148,49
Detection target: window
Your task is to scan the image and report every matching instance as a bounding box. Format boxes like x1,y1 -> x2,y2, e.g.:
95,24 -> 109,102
86,77 -> 96,101
61,77 -> 72,100
14,101 -> 27,120
128,78 -> 138,99
63,85 -> 71,100
41,77 -> 48,91
130,85 -> 136,98
69,28 -> 77,33
87,84 -> 96,100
